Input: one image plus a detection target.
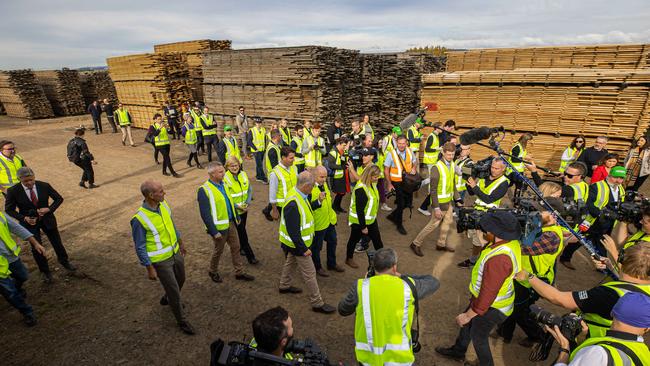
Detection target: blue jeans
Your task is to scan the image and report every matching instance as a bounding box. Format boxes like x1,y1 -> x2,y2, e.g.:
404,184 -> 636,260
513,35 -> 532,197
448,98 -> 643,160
254,151 -> 266,181
0,260 -> 33,316
311,225 -> 337,270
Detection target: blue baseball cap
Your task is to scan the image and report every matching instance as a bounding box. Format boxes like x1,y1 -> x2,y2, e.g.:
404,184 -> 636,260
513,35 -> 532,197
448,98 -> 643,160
611,292 -> 650,328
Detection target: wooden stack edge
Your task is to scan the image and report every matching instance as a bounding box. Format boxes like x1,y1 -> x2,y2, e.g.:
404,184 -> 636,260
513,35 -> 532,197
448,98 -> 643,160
33,69 -> 85,116
0,70 -> 54,119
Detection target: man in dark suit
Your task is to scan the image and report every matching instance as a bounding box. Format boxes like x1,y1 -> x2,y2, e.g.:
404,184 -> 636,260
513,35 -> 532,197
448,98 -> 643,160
87,100 -> 103,134
5,167 -> 76,283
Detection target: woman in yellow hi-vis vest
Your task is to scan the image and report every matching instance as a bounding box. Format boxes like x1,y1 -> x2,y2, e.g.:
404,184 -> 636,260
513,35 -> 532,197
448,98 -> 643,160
436,211 -> 522,366
148,114 -> 179,178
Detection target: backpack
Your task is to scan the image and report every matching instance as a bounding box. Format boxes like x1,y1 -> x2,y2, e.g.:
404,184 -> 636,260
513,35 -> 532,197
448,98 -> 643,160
67,138 -> 80,162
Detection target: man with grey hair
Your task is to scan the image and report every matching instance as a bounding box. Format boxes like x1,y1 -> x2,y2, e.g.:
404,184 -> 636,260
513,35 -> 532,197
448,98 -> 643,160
278,170 -> 335,314
338,247 -> 439,365
130,179 -> 195,335
5,167 -> 74,283
197,162 -> 255,283
578,136 -> 609,178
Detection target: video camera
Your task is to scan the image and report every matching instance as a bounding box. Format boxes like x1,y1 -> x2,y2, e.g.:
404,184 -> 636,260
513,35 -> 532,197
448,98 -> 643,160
528,305 -> 583,361
210,338 -> 337,366
461,156 -> 494,180
456,199 -> 542,244
601,191 -> 650,225
562,199 -> 588,228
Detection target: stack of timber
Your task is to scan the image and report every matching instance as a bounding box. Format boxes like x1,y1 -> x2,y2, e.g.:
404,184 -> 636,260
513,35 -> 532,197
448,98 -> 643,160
421,67 -> 650,170
398,53 -> 446,74
446,44 -> 650,71
203,47 -> 422,133
107,52 -> 191,128
79,70 -> 118,106
33,69 -> 85,116
0,101 -> 5,115
0,70 -> 54,119
154,39 -> 232,102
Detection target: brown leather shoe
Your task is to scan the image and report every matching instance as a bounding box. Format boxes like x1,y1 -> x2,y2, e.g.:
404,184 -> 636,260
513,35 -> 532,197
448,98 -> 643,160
345,258 -> 359,268
436,245 -> 455,253
410,243 -> 424,257
560,260 -> 576,270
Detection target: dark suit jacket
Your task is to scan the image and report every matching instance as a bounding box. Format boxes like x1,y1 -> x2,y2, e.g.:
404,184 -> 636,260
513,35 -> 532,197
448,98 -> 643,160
5,180 -> 64,230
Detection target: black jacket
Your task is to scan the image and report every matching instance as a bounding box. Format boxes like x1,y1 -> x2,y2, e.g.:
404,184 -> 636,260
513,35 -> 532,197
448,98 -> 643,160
87,104 -> 102,119
5,180 -> 64,230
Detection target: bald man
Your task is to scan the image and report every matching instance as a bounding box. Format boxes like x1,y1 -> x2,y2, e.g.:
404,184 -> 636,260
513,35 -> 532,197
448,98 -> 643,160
130,180 -> 195,335
310,166 -> 344,276
278,171 -> 336,314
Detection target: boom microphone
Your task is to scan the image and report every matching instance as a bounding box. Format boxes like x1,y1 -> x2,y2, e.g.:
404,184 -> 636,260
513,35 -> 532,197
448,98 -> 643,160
459,126 -> 505,145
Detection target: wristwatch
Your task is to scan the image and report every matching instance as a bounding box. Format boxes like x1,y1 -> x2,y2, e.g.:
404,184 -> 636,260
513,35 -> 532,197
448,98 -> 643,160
527,272 -> 535,280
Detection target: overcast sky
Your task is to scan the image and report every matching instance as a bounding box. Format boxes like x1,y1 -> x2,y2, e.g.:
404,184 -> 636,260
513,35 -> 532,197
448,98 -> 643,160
1,0 -> 649,70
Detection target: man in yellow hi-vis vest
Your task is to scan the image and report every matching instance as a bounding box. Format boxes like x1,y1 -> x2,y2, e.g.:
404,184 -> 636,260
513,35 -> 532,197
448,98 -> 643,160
436,211 -> 522,366
247,117 -> 268,183
338,248 -> 439,366
130,180 -> 195,335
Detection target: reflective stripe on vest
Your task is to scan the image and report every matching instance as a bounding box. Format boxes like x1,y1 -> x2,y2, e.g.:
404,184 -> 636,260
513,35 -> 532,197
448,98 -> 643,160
349,183 -> 379,225
0,154 -> 24,188
154,123 -> 170,147
116,109 -> 130,126
265,142 -> 281,173
354,275 -> 415,366
435,159 -> 455,204
0,212 -> 21,278
388,148 -> 414,182
422,133 -> 440,165
407,126 -> 422,152
474,175 -> 510,211
190,110 -> 202,131
455,157 -> 470,192
570,335 -> 650,365
469,240 -> 521,316
571,181 -> 589,203
311,182 -> 337,231
280,128 -> 291,146
362,124 -> 374,140
224,137 -> 242,163
304,135 -> 324,167
585,181 -> 625,225
581,282 -> 650,338
250,126 -> 266,152
520,225 -> 564,288
559,147 -> 583,173
329,149 -> 344,178
200,181 -> 237,231
507,142 -> 526,173
273,164 -> 298,207
223,171 -> 249,206
201,114 -> 217,136
183,123 -> 197,145
132,201 -> 179,263
278,188 -> 315,247
292,136 -> 305,164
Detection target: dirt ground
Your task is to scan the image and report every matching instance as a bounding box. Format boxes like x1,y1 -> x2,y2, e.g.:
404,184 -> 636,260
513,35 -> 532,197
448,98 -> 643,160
0,115 -> 634,366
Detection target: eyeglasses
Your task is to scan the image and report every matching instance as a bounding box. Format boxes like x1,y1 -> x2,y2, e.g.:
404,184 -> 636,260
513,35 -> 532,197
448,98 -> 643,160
564,173 -> 580,179
3,148 -> 15,151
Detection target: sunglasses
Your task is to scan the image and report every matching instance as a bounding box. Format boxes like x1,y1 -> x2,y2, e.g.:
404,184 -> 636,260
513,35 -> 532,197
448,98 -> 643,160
3,148 -> 15,151
564,173 -> 581,179
575,140 -> 584,143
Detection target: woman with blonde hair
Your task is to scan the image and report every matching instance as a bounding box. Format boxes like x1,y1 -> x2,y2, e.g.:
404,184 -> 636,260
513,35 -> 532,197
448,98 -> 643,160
538,181 -> 562,198
344,164 -> 384,268
223,156 -> 258,264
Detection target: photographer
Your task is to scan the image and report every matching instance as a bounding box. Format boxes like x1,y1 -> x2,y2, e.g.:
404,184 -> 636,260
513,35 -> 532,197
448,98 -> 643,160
410,142 -> 459,257
457,158 -> 510,268
406,120 -> 423,156
546,292 -> 650,365
348,148 -> 375,185
418,122 -> 443,215
496,197 -> 567,347
325,137 -> 349,213
251,306 -> 295,359
602,206 -> 650,266
338,247 -> 439,366
515,242 -> 650,339
436,211 -> 522,366
384,135 -> 418,235
302,123 -> 326,169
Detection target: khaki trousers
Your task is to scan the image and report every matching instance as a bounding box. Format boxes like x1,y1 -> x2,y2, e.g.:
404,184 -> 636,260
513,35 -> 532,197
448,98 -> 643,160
279,252 -> 324,307
120,125 -> 134,145
210,222 -> 244,275
413,205 -> 455,248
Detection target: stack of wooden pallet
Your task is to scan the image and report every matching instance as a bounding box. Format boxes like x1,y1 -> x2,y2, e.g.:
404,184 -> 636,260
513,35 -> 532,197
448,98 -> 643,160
154,39 -> 232,102
421,43 -> 650,171
446,43 -> 650,71
0,70 -> 54,119
397,53 -> 447,74
79,70 -> 118,107
107,53 -> 191,128
33,69 -> 85,116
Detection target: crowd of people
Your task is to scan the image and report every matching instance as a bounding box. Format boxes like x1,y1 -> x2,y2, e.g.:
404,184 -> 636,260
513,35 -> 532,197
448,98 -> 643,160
1,101 -> 649,366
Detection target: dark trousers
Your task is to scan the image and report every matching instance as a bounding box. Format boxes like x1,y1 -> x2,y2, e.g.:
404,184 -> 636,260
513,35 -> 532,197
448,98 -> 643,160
332,193 -> 344,211
346,222 -> 383,259
0,260 -> 32,316
156,145 -> 176,175
254,151 -> 267,181
296,163 -> 305,174
204,135 -> 219,162
387,182 -> 412,224
28,224 -> 69,274
152,252 -> 187,324
451,306 -> 506,366
236,212 -> 256,261
312,225 -> 337,270
153,143 -> 160,163
168,119 -> 180,139
631,174 -> 649,192
106,116 -> 117,133
262,203 -> 278,216
92,117 -> 102,134
187,152 -> 200,166
420,194 -> 431,211
74,158 -> 95,184
498,282 -> 544,341
196,131 -> 205,154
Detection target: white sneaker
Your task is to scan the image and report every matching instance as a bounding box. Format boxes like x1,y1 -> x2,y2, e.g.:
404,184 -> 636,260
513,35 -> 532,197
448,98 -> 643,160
381,203 -> 393,211
418,208 -> 431,216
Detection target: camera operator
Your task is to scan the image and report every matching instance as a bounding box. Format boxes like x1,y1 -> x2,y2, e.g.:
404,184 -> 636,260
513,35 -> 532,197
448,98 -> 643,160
436,211 -> 522,366
418,122 -> 443,215
496,197 -> 567,347
251,306 -> 295,360
325,137 -> 349,213
410,142 -> 459,257
290,126 -> 306,173
302,123 -> 326,169
604,205 -> 650,264
338,247 -> 439,366
515,241 -> 650,339
406,120 -> 423,156
546,292 -> 650,366
457,158 -> 510,268
326,118 -> 343,152
384,135 -> 418,235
